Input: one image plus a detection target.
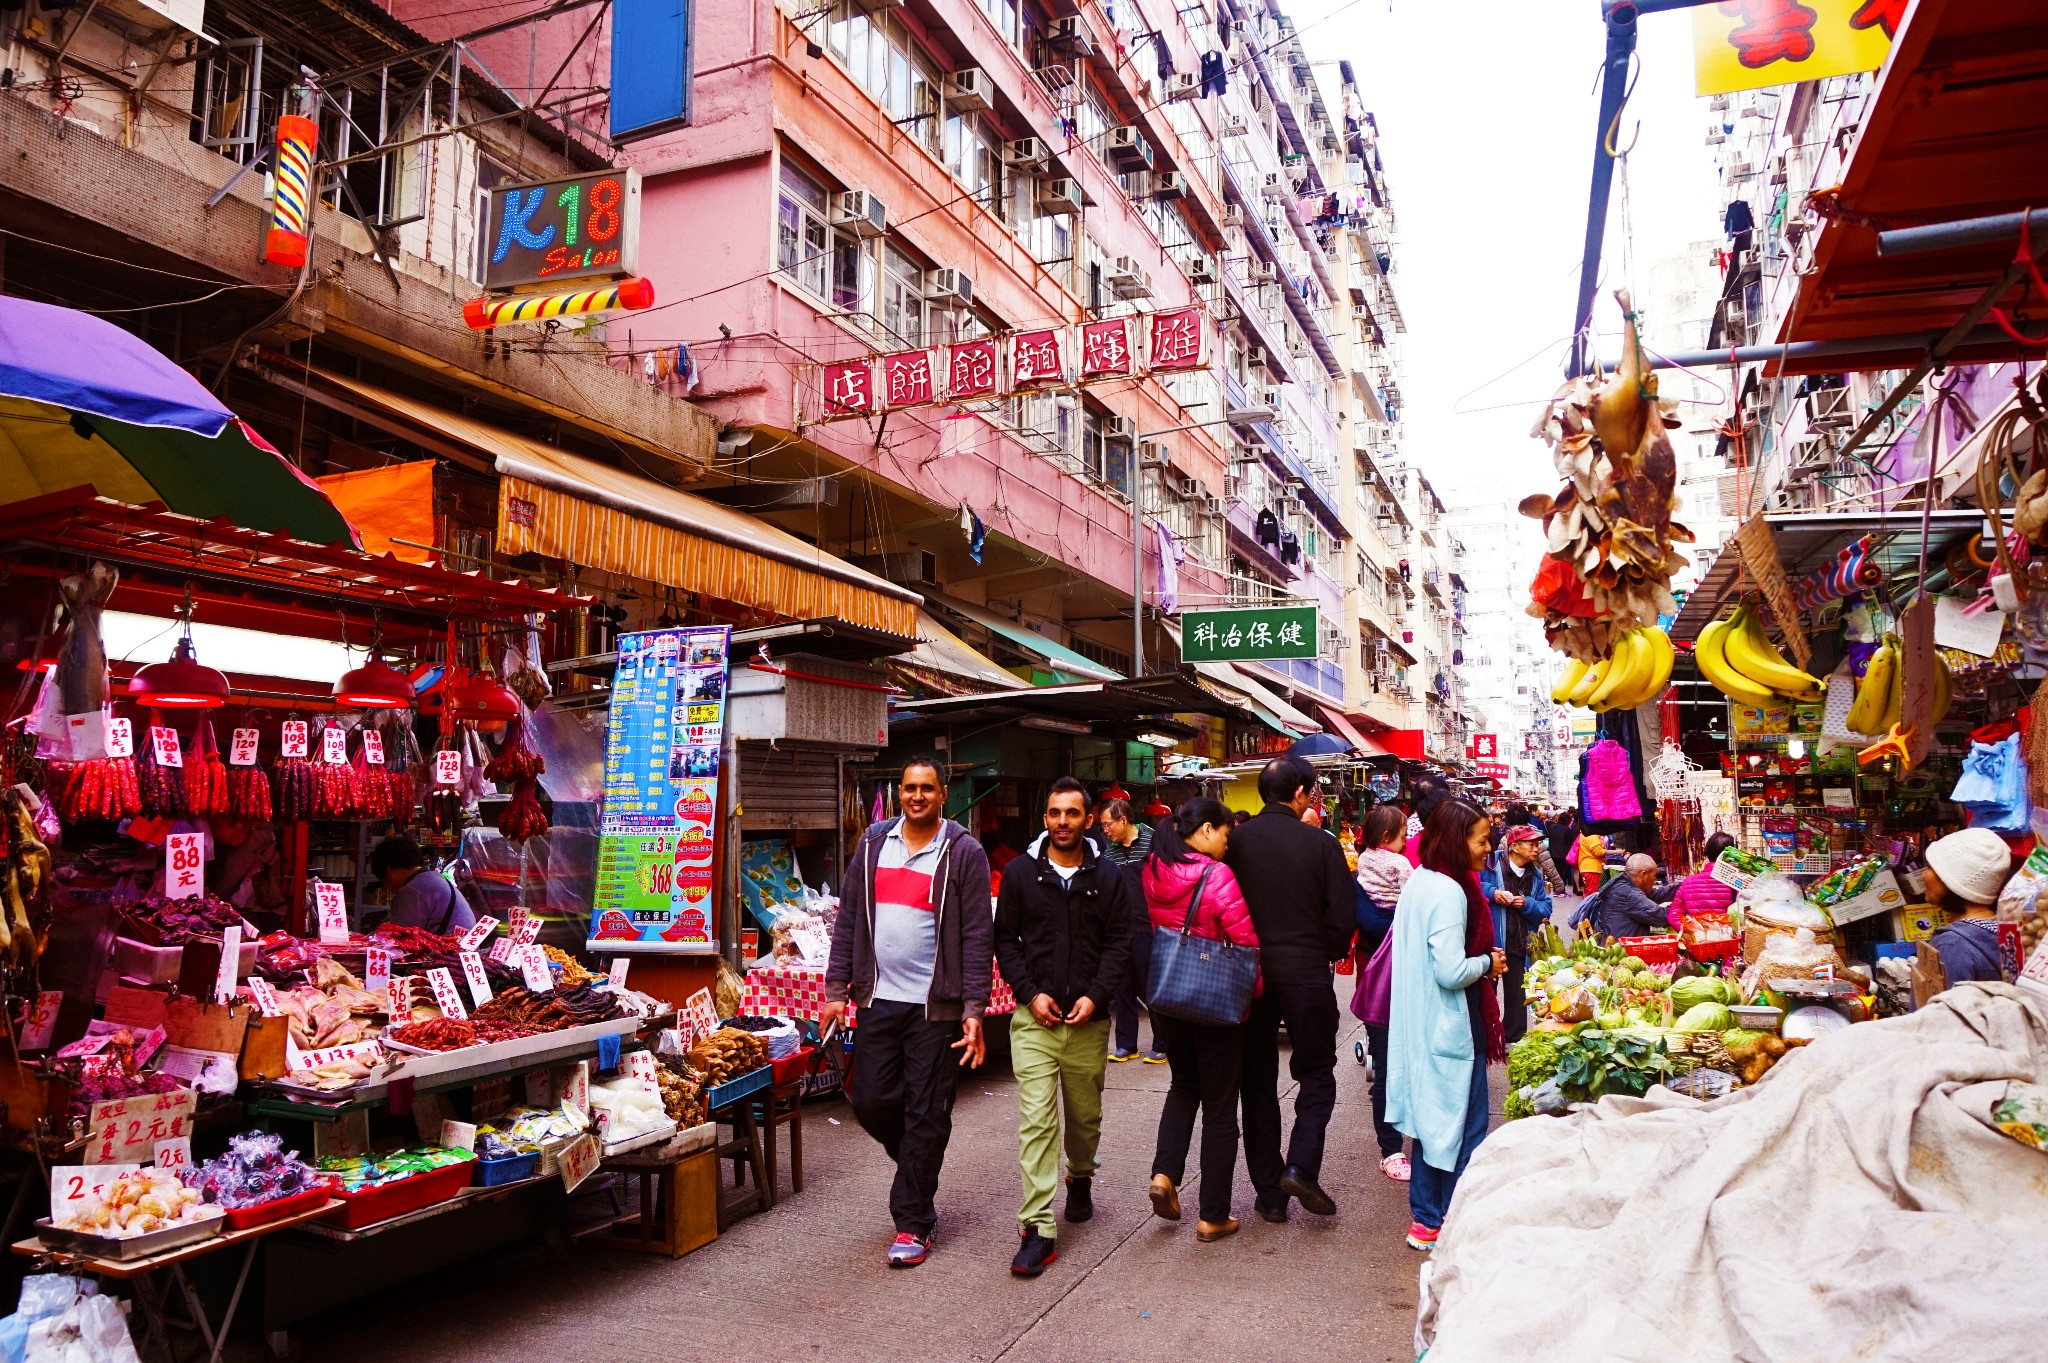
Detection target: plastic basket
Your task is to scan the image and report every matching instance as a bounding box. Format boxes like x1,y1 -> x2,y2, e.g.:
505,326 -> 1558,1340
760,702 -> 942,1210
222,1179 -> 338,1230
321,1159 -> 474,1230
769,1045 -> 815,1088
1616,936 -> 1681,966
704,1065 -> 771,1111
470,1151 -> 539,1187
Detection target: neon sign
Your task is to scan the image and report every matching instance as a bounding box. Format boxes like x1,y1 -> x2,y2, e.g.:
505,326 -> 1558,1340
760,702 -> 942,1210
481,169 -> 641,290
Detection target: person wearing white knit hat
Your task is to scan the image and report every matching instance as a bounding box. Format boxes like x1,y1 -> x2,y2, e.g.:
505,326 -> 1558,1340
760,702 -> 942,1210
1922,828 -> 2016,986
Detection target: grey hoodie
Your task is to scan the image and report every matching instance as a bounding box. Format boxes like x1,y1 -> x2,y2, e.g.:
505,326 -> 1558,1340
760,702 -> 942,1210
826,817 -> 993,1023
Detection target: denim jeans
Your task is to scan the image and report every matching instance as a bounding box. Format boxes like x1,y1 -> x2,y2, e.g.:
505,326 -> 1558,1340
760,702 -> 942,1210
1408,1057 -> 1492,1230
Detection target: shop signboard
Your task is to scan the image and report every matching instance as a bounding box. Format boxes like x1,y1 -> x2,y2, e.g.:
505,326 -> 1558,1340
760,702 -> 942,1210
590,627 -> 730,951
482,169 -> 641,290
1692,0 -> 1896,97
1178,605 -> 1319,662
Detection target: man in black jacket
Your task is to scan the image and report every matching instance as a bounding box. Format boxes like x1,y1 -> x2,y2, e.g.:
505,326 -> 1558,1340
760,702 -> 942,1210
824,757 -> 991,1270
1575,852 -> 1669,940
1225,755 -> 1355,1221
993,777 -> 1137,1276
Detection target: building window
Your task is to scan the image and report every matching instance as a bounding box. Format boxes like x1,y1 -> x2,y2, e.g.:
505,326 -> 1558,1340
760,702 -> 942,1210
880,242 -> 926,346
778,163 -> 833,299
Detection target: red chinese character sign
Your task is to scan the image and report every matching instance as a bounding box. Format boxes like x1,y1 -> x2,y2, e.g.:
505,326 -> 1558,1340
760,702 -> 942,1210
881,350 -> 935,409
1079,320 -> 1132,379
1147,307 -> 1207,371
1009,329 -> 1066,390
823,359 -> 875,414
946,339 -> 998,400
1692,0 -> 1895,95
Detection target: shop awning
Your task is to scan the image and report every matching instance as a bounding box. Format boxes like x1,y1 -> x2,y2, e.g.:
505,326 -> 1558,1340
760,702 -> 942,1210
1189,659 -> 1319,736
1317,705 -> 1394,756
934,598 -> 1121,683
896,609 -> 1028,693
299,373 -> 918,636
889,673 -> 1245,730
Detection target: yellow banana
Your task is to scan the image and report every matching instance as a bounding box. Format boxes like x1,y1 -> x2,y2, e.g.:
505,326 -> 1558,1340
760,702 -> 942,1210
1618,626 -> 1675,709
1695,617 -> 1779,707
1551,657 -> 1590,705
1845,640 -> 1894,736
1724,606 -> 1825,701
1568,656 -> 1610,709
1880,633 -> 1904,732
1932,653 -> 1953,724
1588,630 -> 1647,711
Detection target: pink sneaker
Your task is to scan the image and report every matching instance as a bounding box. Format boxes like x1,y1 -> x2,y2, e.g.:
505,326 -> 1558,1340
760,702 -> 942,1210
1405,1221 -> 1439,1251
1380,1153 -> 1411,1182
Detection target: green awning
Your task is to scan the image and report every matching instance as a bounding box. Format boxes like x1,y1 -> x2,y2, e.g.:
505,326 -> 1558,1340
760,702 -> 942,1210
936,598 -> 1122,683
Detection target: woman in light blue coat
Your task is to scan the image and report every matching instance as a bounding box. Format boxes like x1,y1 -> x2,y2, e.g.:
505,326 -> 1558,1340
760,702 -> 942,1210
1385,799 -> 1506,1251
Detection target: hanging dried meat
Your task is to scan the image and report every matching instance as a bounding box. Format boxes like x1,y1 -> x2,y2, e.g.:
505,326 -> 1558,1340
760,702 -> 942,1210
136,723 -> 188,818
483,711 -> 545,783
187,718 -> 229,818
273,755 -> 315,821
1522,290 -> 1694,662
495,778 -> 547,842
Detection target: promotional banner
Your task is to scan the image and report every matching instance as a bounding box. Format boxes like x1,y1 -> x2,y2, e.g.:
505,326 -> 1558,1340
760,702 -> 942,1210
1693,0 -> 1897,97
588,626 -> 730,951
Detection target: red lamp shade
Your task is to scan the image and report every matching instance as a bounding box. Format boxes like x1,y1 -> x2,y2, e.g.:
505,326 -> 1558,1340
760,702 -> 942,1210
445,674 -> 520,723
1145,800 -> 1171,818
334,658 -> 416,709
1103,783 -> 1131,801
129,638 -> 229,709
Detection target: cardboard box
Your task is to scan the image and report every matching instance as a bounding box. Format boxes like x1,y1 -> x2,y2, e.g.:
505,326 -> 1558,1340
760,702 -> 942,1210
1897,904 -> 1947,944
239,1014 -> 292,1081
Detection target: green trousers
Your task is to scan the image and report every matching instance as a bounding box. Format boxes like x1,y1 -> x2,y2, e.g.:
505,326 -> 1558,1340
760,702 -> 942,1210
1011,1012 -> 1111,1238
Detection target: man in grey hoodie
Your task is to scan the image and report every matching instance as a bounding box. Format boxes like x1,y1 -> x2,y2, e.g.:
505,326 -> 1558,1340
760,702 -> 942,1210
824,757 -> 992,1269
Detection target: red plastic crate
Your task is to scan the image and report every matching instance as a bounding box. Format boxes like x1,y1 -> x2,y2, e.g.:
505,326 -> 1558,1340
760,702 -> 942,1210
1616,936 -> 1681,966
319,1160 -> 473,1230
222,1179 -> 338,1231
769,1045 -> 815,1088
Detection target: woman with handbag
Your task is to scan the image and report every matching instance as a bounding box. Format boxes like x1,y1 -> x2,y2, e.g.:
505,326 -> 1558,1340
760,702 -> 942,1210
1386,800 -> 1508,1253
1139,798 -> 1260,1243
1350,806 -> 1412,1182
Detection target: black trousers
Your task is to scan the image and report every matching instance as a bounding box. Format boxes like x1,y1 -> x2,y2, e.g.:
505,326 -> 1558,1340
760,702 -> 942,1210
1365,1020 -> 1403,1158
1240,979 -> 1339,1201
1150,1013 -> 1244,1222
846,999 -> 962,1236
1113,923 -> 1155,1053
1502,953 -> 1530,1047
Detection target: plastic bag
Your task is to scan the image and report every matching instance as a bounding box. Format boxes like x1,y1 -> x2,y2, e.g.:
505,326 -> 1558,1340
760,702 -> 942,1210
1997,846 -> 2048,963
1754,927 -> 1840,984
1735,873 -> 1830,931
1667,1068 -> 1738,1101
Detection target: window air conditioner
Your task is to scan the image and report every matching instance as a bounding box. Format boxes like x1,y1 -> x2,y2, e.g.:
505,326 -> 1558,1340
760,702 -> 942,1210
1038,177 -> 1084,215
1183,252 -> 1216,284
1221,114 -> 1248,137
1150,170 -> 1187,198
944,69 -> 993,111
1107,255 -> 1152,299
1003,137 -> 1049,168
1221,203 -> 1244,228
1167,73 -> 1200,102
1139,440 -> 1171,467
1173,475 -> 1202,498
1244,345 -> 1267,368
1261,172 -> 1287,201
1102,415 -> 1136,441
1049,17 -> 1093,56
1248,260 -> 1276,284
833,189 -> 888,238
923,267 -> 973,307
1106,126 -> 1153,170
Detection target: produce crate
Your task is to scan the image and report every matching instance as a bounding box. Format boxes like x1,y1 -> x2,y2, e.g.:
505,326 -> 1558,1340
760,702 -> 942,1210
471,1151 -> 539,1187
769,1045 -> 814,1088
534,1134 -> 579,1178
222,1180 -> 338,1231
704,1066 -> 771,1111
1616,936 -> 1681,966
320,1160 -> 473,1230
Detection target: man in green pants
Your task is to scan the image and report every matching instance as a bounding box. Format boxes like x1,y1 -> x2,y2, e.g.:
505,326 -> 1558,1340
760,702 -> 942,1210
993,777 -> 1138,1277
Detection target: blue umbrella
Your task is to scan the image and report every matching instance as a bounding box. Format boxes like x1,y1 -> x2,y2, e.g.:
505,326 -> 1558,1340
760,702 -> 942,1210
1290,732 -> 1353,758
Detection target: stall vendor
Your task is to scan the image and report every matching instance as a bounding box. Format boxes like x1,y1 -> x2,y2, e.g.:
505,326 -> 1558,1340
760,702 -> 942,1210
369,834 -> 478,934
1921,828 -> 2013,985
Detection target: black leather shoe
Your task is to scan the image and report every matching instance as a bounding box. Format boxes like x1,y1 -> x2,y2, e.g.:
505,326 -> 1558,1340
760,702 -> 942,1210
1280,1165 -> 1337,1217
1063,1176 -> 1093,1223
1011,1228 -> 1058,1276
1253,1195 -> 1290,1224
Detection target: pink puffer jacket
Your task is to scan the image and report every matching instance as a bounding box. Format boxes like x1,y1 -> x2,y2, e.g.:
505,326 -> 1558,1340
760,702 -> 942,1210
1666,869 -> 1736,929
1143,853 -> 1261,994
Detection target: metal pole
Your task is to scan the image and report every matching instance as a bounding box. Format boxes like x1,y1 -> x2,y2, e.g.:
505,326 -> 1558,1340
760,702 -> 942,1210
1131,468 -> 1144,678
1567,325 -> 2026,377
1879,207 -> 2047,258
1569,5 -> 1640,376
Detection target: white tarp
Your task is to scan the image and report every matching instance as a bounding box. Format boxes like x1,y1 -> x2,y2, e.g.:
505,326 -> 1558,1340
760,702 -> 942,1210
1419,982 -> 2048,1361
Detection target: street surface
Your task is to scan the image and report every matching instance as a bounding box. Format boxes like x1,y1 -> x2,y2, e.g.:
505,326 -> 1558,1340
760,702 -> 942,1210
292,971 -> 1512,1363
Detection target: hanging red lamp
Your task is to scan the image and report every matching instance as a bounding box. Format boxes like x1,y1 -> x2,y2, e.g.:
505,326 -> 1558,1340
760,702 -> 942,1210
333,657 -> 416,709
445,672 -> 520,724
129,636 -> 229,709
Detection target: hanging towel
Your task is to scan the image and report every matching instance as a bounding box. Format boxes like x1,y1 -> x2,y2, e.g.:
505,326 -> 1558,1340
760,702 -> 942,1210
958,503 -> 986,564
1199,50 -> 1226,96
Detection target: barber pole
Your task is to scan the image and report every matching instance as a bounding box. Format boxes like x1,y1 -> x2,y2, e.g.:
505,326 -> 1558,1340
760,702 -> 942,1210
265,115 -> 318,268
462,277 -> 656,330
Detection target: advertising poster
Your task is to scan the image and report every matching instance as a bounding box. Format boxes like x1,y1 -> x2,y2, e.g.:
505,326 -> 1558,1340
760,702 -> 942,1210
588,626 -> 730,951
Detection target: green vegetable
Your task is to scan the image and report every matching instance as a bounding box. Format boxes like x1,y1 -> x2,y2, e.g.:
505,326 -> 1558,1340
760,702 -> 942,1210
1675,1002 -> 1736,1032
1670,976 -> 1734,1011
1504,1088 -> 1535,1121
1506,1032 -> 1566,1091
1597,1011 -> 1624,1031
1552,1025 -> 1680,1102
1621,955 -> 1648,973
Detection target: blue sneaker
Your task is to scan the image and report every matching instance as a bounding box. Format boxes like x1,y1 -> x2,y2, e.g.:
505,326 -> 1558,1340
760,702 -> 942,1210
1140,1050 -> 1167,1064
1108,1048 -> 1136,1063
888,1231 -> 932,1267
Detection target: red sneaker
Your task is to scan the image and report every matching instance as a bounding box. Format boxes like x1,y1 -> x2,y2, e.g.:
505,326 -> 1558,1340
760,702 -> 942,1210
1405,1221 -> 1439,1251
888,1231 -> 932,1267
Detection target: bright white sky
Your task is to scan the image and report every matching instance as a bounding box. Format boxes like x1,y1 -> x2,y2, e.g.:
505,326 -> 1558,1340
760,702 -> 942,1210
1295,0 -> 1724,510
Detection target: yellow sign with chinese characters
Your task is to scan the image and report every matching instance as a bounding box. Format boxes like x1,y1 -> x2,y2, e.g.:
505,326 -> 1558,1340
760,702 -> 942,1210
1693,0 -> 1900,97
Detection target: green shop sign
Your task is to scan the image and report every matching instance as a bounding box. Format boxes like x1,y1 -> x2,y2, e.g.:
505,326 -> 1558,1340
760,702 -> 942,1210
1179,605 -> 1319,662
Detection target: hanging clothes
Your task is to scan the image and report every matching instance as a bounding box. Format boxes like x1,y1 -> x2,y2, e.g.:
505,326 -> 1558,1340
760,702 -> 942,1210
1217,11 -> 1231,47
1151,31 -> 1175,79
1154,519 -> 1181,615
1256,507 -> 1280,548
1199,50 -> 1226,96
1279,530 -> 1300,565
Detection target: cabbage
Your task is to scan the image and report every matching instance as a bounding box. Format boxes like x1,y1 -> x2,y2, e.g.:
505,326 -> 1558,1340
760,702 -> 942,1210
1669,976 -> 1734,1011
1675,1002 -> 1736,1032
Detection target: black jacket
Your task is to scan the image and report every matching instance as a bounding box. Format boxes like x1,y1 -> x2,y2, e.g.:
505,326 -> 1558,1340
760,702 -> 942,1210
827,818 -> 993,1023
1221,804 -> 1354,985
1575,875 -> 1668,941
993,839 -> 1137,1015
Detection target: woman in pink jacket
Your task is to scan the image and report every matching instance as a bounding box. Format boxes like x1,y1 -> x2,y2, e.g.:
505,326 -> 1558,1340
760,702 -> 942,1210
1141,797 -> 1260,1243
1666,831 -> 1738,928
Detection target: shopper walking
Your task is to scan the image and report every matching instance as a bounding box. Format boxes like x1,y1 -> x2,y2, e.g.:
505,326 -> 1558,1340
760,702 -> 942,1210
1574,827 -> 1609,892
1547,809 -> 1581,894
1140,797 -> 1259,1242
1351,805 -> 1412,1181
1386,799 -> 1508,1251
1225,756 -> 1355,1222
1479,825 -> 1552,1046
1098,798 -> 1163,1064
824,757 -> 991,1269
994,777 -> 1138,1276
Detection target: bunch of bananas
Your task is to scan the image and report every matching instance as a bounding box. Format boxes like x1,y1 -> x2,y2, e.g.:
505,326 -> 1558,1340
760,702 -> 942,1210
1694,605 -> 1825,707
1844,634 -> 1953,736
1549,626 -> 1675,713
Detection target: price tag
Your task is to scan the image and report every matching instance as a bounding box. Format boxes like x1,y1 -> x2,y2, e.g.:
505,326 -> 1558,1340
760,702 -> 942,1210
459,950 -> 494,1007
624,1050 -> 658,1084
289,1038 -> 382,1072
153,1136 -> 191,1171
439,1119 -> 477,1153
17,991 -> 62,1050
433,749 -> 461,786
557,1132 -> 600,1193
508,905 -> 532,937
321,725 -> 347,765
487,940 -> 513,965
512,916 -> 543,948
229,727 -> 260,767
246,977 -> 282,1018
362,730 -> 385,765
281,720 -> 308,758
150,725 -> 183,769
364,946 -> 393,991
314,882 -> 349,943
522,1070 -> 555,1108
105,717 -> 134,759
608,958 -> 631,991
562,1059 -> 590,1115
683,988 -> 720,1041
86,1090 -> 194,1165
519,945 -> 554,993
426,967 -> 468,1021
386,977 -> 411,1020
52,1164 -> 139,1220
213,924 -> 242,1005
164,831 -> 204,901
459,916 -> 498,952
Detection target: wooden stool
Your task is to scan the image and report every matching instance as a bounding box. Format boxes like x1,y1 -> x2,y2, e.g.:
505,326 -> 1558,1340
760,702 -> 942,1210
714,1100 -> 767,1229
750,1078 -> 805,1205
591,1147 -> 718,1258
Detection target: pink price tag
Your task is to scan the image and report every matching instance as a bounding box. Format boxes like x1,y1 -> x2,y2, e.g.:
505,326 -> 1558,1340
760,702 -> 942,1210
164,832 -> 204,900
364,946 -> 393,990
518,945 -> 553,993
150,725 -> 183,769
294,1039 -> 381,1071
459,916 -> 498,951
18,991 -> 62,1050
105,717 -> 133,759
281,720 -> 308,758
425,967 -> 468,1021
321,726 -> 347,765
459,950 -> 494,1006
487,940 -> 512,965
433,749 -> 461,786
386,977 -> 410,1019
246,977 -> 282,1018
362,730 -> 385,765
314,882 -> 349,944
213,925 -> 242,1005
229,727 -> 260,767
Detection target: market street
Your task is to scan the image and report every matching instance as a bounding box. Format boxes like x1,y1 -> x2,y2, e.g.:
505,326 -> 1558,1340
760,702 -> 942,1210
293,996 -> 1454,1363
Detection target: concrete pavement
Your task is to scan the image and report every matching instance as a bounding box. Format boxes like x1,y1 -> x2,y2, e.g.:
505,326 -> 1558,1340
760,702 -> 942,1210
296,987 -> 1450,1363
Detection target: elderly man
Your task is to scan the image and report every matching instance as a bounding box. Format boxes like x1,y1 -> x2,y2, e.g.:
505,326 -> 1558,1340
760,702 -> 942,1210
1479,825 -> 1554,1044
1576,852 -> 1671,941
